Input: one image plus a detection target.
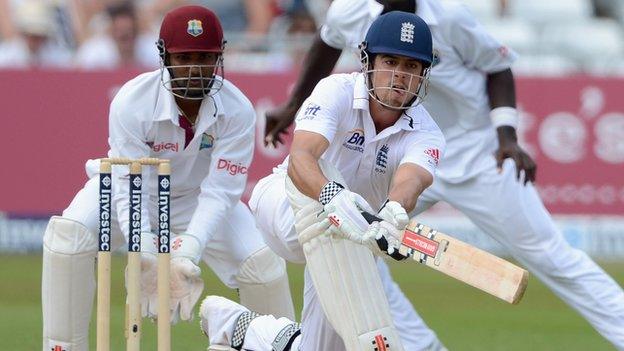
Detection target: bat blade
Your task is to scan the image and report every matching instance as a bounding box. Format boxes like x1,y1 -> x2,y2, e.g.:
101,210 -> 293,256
399,221 -> 529,304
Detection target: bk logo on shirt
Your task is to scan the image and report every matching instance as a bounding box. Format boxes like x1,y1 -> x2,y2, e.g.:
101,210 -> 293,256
342,129 -> 364,153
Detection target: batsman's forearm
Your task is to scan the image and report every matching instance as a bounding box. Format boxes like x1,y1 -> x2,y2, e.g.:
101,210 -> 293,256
287,150 -> 329,200
387,164 -> 433,212
287,34 -> 343,111
388,179 -> 427,213
486,68 -> 516,109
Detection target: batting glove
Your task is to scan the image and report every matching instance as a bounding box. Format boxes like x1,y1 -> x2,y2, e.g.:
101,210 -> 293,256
378,200 -> 409,231
170,233 -> 204,323
320,181 -> 374,237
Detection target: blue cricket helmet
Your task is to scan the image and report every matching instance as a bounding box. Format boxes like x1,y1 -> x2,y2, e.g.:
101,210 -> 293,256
363,11 -> 433,67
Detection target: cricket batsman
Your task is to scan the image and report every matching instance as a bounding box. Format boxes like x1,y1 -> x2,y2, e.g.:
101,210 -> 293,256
201,11 -> 447,351
41,6 -> 294,351
264,0 -> 624,349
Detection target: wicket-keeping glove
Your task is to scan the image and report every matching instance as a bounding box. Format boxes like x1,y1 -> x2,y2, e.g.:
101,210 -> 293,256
124,232 -> 160,319
170,233 -> 204,323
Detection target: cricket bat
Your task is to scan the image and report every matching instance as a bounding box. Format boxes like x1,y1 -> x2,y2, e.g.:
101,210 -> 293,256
362,213 -> 529,304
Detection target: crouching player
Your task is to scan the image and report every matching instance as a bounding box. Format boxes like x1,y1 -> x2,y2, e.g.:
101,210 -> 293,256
201,12 -> 447,351
41,6 -> 293,351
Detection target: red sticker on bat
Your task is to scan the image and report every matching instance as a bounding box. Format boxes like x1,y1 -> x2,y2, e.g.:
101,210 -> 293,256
402,229 -> 439,257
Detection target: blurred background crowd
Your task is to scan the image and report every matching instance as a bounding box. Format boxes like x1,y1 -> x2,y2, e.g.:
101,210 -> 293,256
1,0 -> 624,74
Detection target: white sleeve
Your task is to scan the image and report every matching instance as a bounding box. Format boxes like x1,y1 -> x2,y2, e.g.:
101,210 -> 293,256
108,93 -> 153,240
320,0 -> 382,50
445,4 -> 517,73
294,76 -> 350,143
400,126 -> 446,178
185,99 -> 255,249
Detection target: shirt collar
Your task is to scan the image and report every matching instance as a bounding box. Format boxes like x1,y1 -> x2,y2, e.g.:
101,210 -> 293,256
353,73 -> 422,140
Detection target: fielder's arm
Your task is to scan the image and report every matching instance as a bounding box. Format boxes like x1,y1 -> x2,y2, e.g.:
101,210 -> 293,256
264,34 -> 342,146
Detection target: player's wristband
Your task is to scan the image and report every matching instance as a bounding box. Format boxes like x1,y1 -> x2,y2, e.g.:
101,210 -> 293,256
319,181 -> 345,205
490,106 -> 519,128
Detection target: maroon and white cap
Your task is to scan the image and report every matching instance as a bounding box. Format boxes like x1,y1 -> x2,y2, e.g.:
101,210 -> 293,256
159,5 -> 224,54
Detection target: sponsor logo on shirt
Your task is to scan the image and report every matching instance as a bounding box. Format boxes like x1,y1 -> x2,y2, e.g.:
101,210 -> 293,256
400,22 -> 415,44
217,158 -> 248,176
149,142 -> 179,152
297,102 -> 322,121
342,129 -> 365,153
375,144 -> 389,174
424,148 -> 440,166
199,133 -> 214,150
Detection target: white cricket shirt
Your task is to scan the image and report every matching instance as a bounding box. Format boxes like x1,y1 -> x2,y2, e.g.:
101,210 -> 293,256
277,72 -> 445,210
86,69 -> 255,248
320,0 -> 517,182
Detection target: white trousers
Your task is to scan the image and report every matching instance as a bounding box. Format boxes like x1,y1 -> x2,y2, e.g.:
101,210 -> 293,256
413,160 -> 624,350
249,173 -> 439,351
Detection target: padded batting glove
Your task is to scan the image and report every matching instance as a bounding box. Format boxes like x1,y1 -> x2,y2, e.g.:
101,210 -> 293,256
378,200 -> 409,231
361,212 -> 411,261
319,181 -> 374,237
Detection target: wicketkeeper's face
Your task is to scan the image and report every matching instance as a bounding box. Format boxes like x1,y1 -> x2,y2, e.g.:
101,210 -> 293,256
370,54 -> 424,109
167,51 -> 221,98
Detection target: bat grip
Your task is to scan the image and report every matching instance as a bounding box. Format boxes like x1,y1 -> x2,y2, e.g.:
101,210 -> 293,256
360,211 -> 409,261
361,211 -> 383,224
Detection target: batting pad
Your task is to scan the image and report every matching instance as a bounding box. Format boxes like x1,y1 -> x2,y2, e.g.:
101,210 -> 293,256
42,216 -> 98,351
286,160 -> 402,351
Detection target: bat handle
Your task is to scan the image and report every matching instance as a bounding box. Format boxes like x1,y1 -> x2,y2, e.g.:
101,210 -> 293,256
361,211 -> 383,224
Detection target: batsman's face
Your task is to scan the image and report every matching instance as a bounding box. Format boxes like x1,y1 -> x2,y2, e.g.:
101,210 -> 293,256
168,52 -> 220,98
370,54 -> 424,109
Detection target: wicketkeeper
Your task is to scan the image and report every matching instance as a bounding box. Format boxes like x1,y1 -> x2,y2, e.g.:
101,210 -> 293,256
41,6 -> 293,351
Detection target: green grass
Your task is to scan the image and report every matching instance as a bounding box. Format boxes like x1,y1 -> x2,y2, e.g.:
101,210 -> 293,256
1,254 -> 622,350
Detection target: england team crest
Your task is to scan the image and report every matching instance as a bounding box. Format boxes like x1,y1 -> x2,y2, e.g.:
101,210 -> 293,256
187,19 -> 203,37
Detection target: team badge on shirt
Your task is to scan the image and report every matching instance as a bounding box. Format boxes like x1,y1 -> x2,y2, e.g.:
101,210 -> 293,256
343,129 -> 365,153
375,144 -> 389,174
199,133 -> 214,150
187,19 -> 203,37
400,22 -> 415,43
